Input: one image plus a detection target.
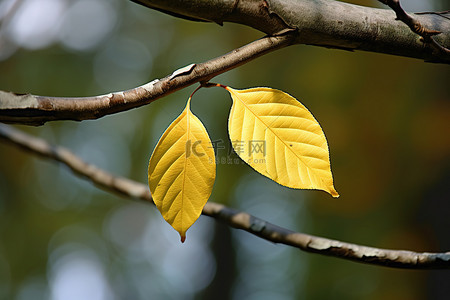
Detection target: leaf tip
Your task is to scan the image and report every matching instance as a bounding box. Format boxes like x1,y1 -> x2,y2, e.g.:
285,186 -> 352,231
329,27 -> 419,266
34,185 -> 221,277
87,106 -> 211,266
180,234 -> 186,243
329,188 -> 340,198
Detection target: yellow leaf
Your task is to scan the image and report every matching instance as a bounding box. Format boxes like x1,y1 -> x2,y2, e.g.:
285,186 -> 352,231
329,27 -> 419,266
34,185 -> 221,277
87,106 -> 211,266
148,97 -> 216,242
226,87 -> 339,197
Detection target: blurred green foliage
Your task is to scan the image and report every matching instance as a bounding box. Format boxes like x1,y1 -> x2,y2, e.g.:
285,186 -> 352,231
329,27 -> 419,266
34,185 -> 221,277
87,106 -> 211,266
0,0 -> 449,299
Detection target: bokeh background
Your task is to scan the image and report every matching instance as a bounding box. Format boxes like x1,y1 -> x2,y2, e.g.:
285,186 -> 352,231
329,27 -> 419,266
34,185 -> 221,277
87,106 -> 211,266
0,0 -> 449,299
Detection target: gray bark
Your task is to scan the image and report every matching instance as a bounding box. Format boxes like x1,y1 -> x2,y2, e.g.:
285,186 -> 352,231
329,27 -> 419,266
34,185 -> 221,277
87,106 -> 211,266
1,0 -> 449,125
1,123 -> 449,269
0,34 -> 293,125
133,0 -> 450,63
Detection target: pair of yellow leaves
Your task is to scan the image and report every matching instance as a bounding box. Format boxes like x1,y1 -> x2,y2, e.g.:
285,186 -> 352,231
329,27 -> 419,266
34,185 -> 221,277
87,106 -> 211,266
148,86 -> 339,242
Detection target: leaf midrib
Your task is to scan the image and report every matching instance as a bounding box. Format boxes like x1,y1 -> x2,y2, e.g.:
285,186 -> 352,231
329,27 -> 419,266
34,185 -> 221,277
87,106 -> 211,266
179,104 -> 191,229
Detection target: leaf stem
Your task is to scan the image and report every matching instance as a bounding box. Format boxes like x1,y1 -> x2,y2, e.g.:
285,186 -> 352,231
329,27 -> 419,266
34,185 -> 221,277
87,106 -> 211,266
201,82 -> 227,89
189,84 -> 204,99
189,81 -> 227,99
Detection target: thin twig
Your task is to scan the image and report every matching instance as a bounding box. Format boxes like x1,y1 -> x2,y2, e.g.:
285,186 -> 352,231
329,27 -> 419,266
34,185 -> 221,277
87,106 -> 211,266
0,32 -> 295,125
1,123 -> 449,269
415,11 -> 450,21
378,0 -> 450,57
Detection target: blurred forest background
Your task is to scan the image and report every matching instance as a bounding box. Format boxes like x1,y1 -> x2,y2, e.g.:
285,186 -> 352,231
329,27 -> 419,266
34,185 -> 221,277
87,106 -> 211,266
0,0 -> 449,299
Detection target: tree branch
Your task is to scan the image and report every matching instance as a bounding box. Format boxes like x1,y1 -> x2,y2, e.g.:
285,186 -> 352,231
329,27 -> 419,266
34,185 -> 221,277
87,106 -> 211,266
1,123 -> 449,269
132,0 -> 450,63
2,1 -> 449,125
378,0 -> 450,58
0,33 -> 295,125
